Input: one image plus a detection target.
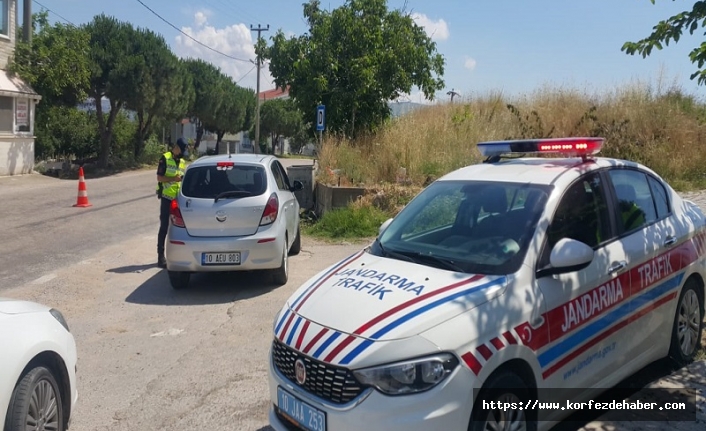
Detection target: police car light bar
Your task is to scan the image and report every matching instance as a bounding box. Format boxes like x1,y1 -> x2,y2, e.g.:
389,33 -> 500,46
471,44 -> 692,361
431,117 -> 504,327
477,137 -> 605,158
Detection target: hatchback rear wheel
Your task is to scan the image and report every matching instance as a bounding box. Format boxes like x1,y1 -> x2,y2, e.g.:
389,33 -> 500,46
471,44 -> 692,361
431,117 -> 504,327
168,271 -> 191,290
289,227 -> 301,256
272,238 -> 289,286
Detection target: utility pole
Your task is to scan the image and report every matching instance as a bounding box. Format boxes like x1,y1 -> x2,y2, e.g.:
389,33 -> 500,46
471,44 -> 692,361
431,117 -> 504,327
251,24 -> 269,153
23,0 -> 32,45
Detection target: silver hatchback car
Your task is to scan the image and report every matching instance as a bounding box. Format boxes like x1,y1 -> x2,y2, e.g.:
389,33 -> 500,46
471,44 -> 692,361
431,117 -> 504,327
165,154 -> 303,289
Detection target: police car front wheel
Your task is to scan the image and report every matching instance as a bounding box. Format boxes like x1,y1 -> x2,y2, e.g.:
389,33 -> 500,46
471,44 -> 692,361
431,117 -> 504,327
469,370 -> 537,431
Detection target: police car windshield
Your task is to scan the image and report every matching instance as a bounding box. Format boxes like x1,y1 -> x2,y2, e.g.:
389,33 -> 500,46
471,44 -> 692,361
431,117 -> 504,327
374,180 -> 552,275
181,164 -> 267,199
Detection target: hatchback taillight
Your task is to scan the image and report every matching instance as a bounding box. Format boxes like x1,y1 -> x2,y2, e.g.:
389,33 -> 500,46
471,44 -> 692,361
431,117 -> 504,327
260,193 -> 279,226
170,199 -> 186,228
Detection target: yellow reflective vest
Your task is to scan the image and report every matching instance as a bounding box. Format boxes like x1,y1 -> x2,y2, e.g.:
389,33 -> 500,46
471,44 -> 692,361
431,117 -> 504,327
157,151 -> 185,200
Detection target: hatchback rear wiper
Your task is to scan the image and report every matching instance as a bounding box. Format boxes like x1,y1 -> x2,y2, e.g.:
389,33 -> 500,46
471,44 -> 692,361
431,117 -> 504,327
214,190 -> 252,202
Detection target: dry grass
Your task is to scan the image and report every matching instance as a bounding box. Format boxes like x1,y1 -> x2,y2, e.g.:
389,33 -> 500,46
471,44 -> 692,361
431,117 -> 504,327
317,78 -> 706,192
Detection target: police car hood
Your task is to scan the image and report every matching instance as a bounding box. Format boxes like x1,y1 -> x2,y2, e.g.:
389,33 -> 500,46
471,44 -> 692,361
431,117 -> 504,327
277,250 -> 507,343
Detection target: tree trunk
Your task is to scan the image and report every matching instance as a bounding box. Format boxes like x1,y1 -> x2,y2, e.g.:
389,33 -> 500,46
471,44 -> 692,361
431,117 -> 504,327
94,93 -> 110,169
134,111 -> 146,161
194,119 -> 204,149
96,98 -> 122,169
216,130 -> 225,154
134,111 -> 154,160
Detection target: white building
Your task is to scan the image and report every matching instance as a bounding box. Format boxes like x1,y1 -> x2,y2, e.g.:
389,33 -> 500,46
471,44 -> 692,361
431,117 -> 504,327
0,0 -> 41,176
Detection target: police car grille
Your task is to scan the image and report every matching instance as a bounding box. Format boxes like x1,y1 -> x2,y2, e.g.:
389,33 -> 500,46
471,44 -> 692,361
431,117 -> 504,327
272,339 -> 364,404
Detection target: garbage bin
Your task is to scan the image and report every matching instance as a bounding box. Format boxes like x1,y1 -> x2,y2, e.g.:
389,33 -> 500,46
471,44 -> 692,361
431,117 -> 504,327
287,164 -> 315,210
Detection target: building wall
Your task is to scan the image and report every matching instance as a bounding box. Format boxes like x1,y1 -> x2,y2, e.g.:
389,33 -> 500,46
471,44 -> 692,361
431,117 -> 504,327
0,0 -> 16,70
0,137 -> 34,175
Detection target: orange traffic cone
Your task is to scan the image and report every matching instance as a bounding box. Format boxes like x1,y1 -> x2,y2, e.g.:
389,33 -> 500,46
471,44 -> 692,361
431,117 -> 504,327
73,167 -> 92,208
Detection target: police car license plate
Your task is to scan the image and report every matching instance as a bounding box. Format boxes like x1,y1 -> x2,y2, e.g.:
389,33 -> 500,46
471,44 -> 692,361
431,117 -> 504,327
277,387 -> 326,431
201,252 -> 241,265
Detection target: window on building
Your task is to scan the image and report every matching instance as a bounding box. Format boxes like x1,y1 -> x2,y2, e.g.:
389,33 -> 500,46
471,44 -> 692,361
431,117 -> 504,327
0,96 -> 13,132
0,1 -> 8,37
15,98 -> 30,132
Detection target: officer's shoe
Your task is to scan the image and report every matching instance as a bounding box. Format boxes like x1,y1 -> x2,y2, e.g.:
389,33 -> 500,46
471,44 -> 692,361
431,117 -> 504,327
157,254 -> 167,268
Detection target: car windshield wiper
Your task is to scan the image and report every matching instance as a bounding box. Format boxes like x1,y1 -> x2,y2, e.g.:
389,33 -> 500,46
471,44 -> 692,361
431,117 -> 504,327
214,190 -> 252,202
414,253 -> 466,273
390,247 -> 466,273
376,239 -> 416,264
376,240 -> 465,272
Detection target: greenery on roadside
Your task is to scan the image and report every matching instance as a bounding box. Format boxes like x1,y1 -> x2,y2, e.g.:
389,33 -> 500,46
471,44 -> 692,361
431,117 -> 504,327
303,204 -> 390,239
696,347 -> 706,361
254,98 -> 309,154
622,1 -> 706,86
9,11 -> 262,169
305,78 -> 706,238
262,0 -> 445,138
317,79 -> 706,193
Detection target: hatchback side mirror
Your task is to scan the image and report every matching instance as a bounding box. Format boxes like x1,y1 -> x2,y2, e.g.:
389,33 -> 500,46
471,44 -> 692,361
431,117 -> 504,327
291,180 -> 304,191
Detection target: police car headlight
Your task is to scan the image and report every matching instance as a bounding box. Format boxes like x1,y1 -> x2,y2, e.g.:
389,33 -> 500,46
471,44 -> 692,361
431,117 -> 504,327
352,353 -> 459,395
49,308 -> 70,333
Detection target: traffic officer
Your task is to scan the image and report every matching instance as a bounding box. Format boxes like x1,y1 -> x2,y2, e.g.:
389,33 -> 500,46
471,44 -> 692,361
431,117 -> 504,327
156,138 -> 188,268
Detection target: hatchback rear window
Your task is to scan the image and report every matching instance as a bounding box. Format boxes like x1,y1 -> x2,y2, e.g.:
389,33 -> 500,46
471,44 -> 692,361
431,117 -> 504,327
182,164 -> 267,199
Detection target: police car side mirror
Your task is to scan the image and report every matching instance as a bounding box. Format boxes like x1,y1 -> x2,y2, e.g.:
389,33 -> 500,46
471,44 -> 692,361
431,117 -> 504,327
537,238 -> 594,278
379,218 -> 393,237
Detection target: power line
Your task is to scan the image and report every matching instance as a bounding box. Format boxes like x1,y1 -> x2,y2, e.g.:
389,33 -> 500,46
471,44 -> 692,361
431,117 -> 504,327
134,0 -> 252,63
33,0 -> 76,26
236,65 -> 256,85
203,0 -> 263,28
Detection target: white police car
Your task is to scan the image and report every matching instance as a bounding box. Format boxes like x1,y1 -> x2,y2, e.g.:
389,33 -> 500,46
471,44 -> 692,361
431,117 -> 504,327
267,137 -> 706,431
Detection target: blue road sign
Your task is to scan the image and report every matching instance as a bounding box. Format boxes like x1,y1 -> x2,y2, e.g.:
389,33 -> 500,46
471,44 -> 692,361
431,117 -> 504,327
316,105 -> 325,131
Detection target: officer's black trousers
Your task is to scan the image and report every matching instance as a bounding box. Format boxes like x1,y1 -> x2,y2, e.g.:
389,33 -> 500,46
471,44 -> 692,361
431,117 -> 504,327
158,197 -> 171,256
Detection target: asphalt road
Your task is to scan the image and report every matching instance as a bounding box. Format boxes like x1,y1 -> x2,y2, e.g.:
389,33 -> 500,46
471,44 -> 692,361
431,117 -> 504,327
0,157 -> 317,292
0,161 -> 704,431
0,168 -> 161,291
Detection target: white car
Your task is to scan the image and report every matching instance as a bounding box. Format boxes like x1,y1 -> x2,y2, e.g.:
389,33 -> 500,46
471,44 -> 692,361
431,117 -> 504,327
267,137 -> 706,431
0,298 -> 78,431
166,154 -> 303,289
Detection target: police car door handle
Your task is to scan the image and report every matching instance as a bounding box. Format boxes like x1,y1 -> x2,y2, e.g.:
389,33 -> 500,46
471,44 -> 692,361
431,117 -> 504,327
608,261 -> 627,274
663,236 -> 677,247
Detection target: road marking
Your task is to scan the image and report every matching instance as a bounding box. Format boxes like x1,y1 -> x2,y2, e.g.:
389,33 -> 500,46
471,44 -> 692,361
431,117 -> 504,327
150,328 -> 184,337
32,274 -> 56,284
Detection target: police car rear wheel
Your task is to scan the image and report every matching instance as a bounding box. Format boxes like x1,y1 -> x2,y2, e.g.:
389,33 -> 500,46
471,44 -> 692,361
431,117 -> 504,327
669,279 -> 703,365
469,370 -> 536,431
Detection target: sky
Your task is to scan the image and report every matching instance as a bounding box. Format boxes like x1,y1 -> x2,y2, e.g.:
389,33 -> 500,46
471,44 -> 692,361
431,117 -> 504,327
23,0 -> 706,103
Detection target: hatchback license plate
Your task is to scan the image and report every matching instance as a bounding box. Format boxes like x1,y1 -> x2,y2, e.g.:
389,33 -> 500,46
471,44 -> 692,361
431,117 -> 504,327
277,387 -> 326,431
201,252 -> 241,265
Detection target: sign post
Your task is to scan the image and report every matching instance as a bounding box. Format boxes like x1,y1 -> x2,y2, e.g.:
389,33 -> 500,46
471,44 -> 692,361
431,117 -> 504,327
316,105 -> 325,148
